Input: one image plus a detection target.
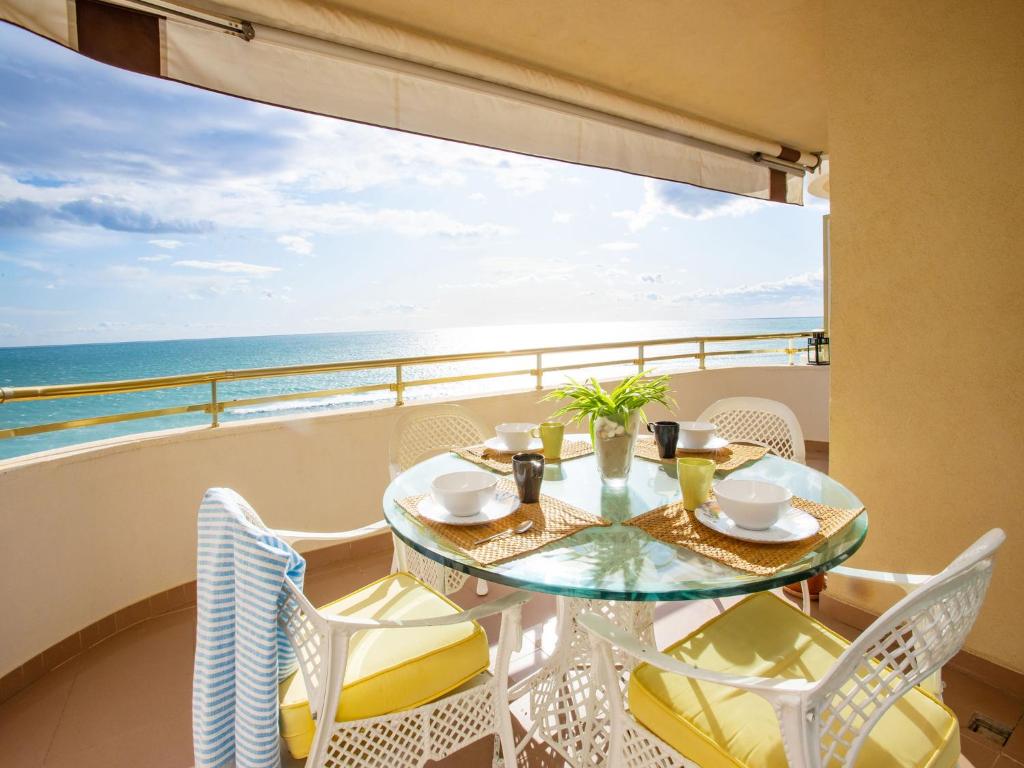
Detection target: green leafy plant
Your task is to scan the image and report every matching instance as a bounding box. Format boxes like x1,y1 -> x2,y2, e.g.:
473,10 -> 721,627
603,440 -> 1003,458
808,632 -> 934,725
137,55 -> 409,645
543,371 -> 674,436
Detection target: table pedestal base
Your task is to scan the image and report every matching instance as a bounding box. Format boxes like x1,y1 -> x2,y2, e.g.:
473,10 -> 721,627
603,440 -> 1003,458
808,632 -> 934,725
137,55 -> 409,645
509,596 -> 656,766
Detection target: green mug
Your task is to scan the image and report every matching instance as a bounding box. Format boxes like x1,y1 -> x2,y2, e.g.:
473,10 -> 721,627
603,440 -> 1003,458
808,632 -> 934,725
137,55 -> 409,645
531,421 -> 565,460
677,457 -> 716,511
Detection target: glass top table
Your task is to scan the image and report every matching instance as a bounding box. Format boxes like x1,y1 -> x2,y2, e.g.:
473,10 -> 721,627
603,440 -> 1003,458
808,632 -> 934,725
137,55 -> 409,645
383,441 -> 868,602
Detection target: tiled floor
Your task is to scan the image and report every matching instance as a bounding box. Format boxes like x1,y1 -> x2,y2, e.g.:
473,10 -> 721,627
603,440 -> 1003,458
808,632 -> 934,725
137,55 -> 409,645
1,448 -> 1020,767
1,544 -> 1019,767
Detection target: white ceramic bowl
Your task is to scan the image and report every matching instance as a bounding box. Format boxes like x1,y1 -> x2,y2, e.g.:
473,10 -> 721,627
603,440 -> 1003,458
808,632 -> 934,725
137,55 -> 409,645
678,421 -> 717,450
713,479 -> 793,530
495,422 -> 537,451
430,471 -> 498,517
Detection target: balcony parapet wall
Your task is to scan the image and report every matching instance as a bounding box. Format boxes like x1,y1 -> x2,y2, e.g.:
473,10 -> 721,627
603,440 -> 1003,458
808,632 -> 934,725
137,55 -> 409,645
0,364 -> 827,682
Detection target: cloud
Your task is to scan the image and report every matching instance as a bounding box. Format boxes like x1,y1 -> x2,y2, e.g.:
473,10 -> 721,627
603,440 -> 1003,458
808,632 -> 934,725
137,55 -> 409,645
674,270 -> 823,303
149,239 -> 183,249
138,254 -> 170,262
552,211 -> 573,224
615,180 -> 765,231
0,196 -> 213,233
321,207 -> 514,239
0,304 -> 72,316
0,199 -> 49,227
599,241 -> 640,251
107,264 -> 151,280
380,302 -> 425,314
172,259 -> 280,275
0,253 -> 60,274
261,287 -> 294,302
638,273 -> 663,284
416,170 -> 465,187
494,163 -> 549,195
441,254 -> 577,290
56,198 -> 213,233
276,234 -> 313,255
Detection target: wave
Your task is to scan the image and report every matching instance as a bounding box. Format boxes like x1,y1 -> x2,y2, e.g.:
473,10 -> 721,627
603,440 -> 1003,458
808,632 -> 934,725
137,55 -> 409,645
230,390 -> 393,416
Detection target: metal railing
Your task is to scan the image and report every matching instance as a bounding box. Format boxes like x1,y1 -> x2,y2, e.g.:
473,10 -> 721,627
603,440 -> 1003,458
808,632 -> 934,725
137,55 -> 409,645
0,331 -> 813,440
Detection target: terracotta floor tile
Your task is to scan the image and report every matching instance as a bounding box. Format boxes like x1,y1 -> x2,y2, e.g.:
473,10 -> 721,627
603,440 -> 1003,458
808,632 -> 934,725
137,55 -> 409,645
44,722 -> 194,768
943,665 -> 1024,735
42,611 -> 195,768
993,755 -> 1024,767
1003,718 -> 1024,762
0,661 -> 79,768
960,728 -> 1002,768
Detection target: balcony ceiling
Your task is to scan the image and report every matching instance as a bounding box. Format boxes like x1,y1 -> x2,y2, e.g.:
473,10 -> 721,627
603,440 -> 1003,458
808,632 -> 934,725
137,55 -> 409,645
323,0 -> 829,150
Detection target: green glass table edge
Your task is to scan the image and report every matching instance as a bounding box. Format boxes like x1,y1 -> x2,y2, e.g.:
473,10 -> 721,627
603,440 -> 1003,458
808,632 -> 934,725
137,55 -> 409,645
383,445 -> 868,602
386,510 -> 868,601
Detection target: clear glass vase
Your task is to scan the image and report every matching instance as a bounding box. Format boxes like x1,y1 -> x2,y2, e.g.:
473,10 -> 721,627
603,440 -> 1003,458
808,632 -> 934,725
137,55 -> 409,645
592,411 -> 640,486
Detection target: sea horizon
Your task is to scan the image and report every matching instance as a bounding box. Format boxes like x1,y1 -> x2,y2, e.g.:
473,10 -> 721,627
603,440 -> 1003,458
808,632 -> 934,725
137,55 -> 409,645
0,316 -> 821,460
0,314 -> 822,352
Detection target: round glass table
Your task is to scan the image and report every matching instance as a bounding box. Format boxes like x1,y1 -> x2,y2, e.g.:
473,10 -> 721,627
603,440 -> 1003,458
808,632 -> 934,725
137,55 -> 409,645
383,446 -> 867,601
383,442 -> 867,765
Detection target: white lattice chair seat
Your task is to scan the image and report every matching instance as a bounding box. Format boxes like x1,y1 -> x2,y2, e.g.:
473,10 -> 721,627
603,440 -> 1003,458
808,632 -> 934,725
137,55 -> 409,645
222,505 -> 530,768
581,529 -> 1005,768
277,566 -> 528,768
279,572 -> 491,758
698,396 -> 806,463
627,592 -> 959,768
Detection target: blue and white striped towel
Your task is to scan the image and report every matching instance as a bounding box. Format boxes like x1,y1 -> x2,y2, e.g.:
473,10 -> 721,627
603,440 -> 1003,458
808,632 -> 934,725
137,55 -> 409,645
192,488 -> 306,768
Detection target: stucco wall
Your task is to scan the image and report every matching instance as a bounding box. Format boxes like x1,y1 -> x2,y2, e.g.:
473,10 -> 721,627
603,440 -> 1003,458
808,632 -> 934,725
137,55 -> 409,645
825,0 -> 1024,671
0,365 -> 826,676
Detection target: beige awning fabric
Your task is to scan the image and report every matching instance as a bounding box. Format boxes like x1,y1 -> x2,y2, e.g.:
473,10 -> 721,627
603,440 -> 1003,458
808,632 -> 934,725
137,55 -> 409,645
2,0 -> 817,204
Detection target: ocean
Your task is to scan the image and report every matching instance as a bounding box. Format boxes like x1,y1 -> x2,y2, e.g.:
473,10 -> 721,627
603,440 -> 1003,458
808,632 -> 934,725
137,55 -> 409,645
0,318 -> 819,460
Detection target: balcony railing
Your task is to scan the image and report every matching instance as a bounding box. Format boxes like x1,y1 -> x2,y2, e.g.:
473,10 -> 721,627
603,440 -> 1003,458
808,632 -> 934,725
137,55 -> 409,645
0,331 -> 813,441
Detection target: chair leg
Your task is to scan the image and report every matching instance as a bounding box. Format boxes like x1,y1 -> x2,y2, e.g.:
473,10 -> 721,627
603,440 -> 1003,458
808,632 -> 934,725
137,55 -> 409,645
493,717 -> 517,767
476,578 -> 490,596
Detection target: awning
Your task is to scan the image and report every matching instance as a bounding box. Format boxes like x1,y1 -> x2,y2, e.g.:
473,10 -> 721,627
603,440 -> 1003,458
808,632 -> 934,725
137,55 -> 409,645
1,0 -> 819,204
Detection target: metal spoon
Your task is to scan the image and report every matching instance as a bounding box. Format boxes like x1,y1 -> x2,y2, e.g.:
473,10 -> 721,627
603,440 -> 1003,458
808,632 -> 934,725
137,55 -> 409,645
473,519 -> 533,545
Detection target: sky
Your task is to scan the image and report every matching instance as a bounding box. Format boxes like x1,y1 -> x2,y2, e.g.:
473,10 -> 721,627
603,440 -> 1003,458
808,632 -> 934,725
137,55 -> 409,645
0,22 -> 829,348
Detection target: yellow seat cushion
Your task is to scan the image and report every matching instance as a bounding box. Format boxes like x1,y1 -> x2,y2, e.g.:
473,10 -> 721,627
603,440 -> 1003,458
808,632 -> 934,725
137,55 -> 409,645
629,592 -> 959,768
279,572 -> 489,759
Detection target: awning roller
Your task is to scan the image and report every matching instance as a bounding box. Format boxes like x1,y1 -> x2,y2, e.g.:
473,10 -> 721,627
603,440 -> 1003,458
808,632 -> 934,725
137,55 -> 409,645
1,0 -> 817,204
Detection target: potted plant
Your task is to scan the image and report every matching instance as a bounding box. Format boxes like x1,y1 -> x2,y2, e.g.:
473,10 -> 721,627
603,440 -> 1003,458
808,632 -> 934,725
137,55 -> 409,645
544,371 -> 673,486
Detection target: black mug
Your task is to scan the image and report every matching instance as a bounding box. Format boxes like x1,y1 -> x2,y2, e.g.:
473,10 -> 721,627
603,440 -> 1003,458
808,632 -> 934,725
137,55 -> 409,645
512,452 -> 545,503
646,420 -> 680,459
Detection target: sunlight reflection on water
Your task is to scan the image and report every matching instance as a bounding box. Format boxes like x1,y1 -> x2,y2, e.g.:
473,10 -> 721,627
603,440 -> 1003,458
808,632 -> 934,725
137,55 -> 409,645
0,318 -> 819,458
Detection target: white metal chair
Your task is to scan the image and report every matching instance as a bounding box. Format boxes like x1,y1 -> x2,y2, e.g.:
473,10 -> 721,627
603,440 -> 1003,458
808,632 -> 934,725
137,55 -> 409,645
580,528 -> 1004,768
388,403 -> 493,596
698,396 -> 811,613
249,512 -> 528,768
698,396 -> 806,463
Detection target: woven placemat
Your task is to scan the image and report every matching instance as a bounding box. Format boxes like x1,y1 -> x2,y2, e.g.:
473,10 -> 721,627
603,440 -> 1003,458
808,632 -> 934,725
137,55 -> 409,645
454,438 -> 593,474
634,437 -> 769,472
626,494 -> 863,575
398,479 -> 609,565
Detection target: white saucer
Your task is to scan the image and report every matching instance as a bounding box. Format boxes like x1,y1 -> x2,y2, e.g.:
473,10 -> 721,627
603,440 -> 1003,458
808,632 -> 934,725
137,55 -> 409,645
418,492 -> 520,526
678,436 -> 729,453
695,502 -> 820,543
483,436 -> 543,454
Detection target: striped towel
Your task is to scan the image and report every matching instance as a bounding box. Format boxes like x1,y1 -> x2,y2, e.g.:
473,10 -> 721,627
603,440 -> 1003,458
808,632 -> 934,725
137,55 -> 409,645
192,488 -> 306,768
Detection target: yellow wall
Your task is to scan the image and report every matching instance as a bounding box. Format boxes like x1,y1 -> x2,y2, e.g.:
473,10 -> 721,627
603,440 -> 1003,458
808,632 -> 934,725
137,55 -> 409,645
825,0 -> 1024,671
